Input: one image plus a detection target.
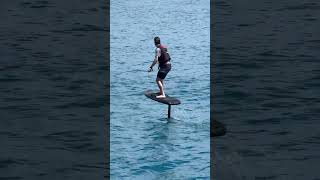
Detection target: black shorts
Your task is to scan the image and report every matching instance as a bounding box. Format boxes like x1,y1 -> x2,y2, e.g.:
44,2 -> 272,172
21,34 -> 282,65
157,64 -> 171,80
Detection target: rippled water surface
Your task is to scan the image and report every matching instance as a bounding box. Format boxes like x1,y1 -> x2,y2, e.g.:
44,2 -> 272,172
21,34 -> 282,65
0,1 -> 106,179
110,0 -> 210,179
213,0 -> 320,179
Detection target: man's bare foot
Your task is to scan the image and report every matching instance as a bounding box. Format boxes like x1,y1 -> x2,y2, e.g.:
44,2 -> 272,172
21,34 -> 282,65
156,94 -> 166,98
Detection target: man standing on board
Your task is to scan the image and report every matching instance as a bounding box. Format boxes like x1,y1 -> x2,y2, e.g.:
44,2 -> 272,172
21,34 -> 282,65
148,37 -> 171,98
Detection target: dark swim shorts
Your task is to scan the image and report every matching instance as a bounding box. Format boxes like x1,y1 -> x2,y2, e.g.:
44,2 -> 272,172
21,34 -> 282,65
157,63 -> 171,80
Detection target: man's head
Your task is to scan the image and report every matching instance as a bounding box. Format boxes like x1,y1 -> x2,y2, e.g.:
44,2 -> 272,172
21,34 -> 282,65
154,37 -> 161,47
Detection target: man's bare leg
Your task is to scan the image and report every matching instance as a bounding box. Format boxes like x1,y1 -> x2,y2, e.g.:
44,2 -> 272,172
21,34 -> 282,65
156,77 -> 165,98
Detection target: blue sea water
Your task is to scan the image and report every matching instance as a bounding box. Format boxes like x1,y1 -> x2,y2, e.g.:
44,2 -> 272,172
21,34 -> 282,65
0,0 -> 106,179
110,0 -> 210,179
213,0 -> 320,179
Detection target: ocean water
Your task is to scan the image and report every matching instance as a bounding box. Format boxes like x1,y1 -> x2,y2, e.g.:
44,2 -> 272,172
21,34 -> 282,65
213,0 -> 320,179
110,0 -> 210,179
0,1 -> 107,179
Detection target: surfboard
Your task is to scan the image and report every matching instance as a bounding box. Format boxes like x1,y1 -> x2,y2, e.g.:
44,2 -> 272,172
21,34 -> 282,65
144,90 -> 181,105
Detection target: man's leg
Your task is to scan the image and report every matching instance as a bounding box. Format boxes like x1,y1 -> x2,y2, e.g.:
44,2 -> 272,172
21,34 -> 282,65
156,77 -> 165,98
160,79 -> 165,95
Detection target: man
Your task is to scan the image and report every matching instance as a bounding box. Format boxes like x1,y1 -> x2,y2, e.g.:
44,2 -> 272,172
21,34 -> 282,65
148,37 -> 171,98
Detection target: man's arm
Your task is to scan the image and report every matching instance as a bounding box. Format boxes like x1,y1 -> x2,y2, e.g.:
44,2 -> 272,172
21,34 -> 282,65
150,56 -> 158,68
148,48 -> 161,71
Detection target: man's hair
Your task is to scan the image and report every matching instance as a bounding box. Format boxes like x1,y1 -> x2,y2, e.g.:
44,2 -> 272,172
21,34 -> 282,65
154,37 -> 161,45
